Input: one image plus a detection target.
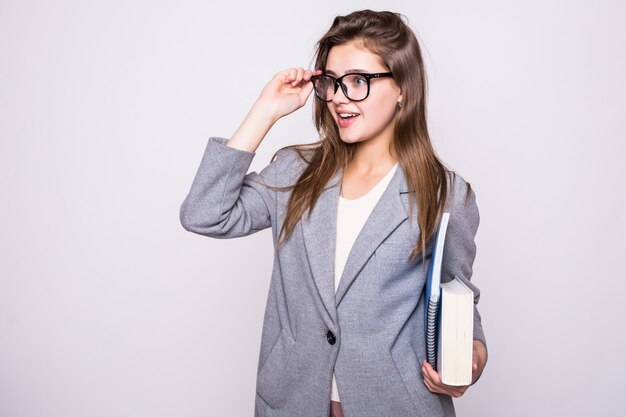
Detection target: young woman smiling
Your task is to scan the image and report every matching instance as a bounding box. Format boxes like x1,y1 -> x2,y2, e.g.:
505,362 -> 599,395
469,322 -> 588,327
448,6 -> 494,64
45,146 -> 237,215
181,9 -> 487,417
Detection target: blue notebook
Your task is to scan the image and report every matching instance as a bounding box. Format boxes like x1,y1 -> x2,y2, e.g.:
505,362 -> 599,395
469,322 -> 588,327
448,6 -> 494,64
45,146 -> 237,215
424,212 -> 450,370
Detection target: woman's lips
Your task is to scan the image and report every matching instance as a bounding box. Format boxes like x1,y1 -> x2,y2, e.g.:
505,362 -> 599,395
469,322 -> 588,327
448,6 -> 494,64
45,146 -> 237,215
337,114 -> 359,128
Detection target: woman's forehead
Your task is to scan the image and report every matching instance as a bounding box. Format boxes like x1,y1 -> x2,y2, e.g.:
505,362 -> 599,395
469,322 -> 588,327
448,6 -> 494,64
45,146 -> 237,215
325,42 -> 386,73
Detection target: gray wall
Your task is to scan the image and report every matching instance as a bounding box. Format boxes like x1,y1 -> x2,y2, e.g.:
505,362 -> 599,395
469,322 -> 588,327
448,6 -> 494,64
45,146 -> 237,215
1,0 -> 624,416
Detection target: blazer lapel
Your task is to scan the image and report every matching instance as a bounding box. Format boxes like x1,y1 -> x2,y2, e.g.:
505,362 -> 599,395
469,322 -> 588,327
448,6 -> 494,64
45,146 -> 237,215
335,165 -> 409,306
300,163 -> 411,324
300,168 -> 343,327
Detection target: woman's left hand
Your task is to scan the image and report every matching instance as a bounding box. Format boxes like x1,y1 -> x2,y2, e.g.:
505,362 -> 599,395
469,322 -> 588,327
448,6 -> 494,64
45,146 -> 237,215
421,340 -> 487,398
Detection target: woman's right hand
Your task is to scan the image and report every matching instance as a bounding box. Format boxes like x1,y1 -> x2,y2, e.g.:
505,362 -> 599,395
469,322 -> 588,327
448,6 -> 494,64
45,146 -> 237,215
226,68 -> 321,153
253,68 -> 322,122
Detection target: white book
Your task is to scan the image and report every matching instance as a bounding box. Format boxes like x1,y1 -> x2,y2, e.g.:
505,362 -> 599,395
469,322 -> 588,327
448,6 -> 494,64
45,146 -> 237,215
438,276 -> 474,386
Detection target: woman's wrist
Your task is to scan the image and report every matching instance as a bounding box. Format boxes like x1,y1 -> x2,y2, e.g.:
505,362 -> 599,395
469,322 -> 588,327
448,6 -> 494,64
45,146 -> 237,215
227,102 -> 278,153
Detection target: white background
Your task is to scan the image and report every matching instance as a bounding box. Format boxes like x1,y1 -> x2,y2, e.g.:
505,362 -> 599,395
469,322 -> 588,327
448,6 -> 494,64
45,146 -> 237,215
1,0 -> 625,416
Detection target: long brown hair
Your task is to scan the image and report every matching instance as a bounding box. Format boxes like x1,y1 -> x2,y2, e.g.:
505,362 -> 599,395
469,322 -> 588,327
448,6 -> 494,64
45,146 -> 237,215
276,10 -> 465,261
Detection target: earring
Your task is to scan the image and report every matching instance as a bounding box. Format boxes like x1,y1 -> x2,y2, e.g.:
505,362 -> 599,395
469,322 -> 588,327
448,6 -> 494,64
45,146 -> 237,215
397,101 -> 402,108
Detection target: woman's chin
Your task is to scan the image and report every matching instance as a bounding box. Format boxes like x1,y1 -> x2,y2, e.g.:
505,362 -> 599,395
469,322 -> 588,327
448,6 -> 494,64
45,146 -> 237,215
338,133 -> 363,145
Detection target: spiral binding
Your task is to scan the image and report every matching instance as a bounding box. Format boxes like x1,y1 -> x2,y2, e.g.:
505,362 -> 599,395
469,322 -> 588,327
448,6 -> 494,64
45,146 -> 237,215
426,298 -> 439,370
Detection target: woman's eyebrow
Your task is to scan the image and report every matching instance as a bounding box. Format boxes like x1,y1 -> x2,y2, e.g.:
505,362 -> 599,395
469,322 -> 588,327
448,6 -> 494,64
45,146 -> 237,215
325,68 -> 369,75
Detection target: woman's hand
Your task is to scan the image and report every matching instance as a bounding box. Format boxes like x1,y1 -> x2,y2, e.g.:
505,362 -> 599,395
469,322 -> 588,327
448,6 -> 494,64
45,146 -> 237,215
421,340 -> 488,398
227,67 -> 321,153
254,67 -> 322,122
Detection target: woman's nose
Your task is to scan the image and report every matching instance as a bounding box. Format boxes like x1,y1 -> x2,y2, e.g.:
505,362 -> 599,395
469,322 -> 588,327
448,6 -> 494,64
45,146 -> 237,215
331,83 -> 350,104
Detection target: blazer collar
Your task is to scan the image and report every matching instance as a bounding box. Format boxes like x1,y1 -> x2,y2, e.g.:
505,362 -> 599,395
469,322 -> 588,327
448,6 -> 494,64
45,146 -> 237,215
300,163 -> 409,328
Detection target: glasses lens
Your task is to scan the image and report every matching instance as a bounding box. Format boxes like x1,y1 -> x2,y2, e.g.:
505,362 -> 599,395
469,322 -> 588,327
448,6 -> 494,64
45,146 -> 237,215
342,74 -> 369,101
314,75 -> 335,101
314,74 -> 370,101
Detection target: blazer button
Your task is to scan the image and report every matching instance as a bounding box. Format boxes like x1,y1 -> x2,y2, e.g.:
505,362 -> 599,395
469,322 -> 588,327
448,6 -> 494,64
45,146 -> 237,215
326,330 -> 336,345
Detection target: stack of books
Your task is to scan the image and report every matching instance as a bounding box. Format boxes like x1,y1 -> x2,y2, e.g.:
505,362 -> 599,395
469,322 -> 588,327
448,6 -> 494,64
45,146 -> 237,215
424,213 -> 475,386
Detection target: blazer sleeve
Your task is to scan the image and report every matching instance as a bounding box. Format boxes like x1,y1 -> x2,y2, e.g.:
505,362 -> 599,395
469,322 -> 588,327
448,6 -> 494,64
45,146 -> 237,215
179,137 -> 278,239
441,175 -> 487,356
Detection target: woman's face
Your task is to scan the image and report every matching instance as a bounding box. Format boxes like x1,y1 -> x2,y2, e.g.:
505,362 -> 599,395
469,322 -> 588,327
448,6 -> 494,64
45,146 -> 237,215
324,41 -> 402,146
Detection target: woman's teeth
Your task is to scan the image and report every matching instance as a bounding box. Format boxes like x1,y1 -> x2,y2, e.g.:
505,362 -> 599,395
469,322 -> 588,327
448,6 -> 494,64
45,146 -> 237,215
339,113 -> 359,119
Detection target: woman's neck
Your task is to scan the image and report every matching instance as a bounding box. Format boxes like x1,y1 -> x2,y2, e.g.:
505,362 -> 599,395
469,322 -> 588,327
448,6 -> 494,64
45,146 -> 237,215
347,135 -> 398,176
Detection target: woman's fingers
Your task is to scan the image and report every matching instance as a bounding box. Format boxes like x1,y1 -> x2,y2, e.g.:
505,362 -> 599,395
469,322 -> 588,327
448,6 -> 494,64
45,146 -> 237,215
291,67 -> 304,86
281,67 -> 303,86
256,67 -> 322,120
274,68 -> 296,87
423,377 -> 466,398
421,360 -> 470,398
276,67 -> 322,89
297,79 -> 316,103
279,68 -> 317,102
422,361 -> 441,383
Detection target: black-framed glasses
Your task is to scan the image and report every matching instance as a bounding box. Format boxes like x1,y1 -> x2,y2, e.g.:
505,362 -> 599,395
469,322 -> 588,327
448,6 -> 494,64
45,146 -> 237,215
310,72 -> 393,102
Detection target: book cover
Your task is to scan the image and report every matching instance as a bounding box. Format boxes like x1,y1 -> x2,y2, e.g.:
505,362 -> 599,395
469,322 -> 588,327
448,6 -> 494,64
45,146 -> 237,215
424,212 -> 450,370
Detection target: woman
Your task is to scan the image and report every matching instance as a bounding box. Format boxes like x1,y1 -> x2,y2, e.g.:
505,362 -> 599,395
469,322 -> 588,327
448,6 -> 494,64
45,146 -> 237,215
180,9 -> 487,417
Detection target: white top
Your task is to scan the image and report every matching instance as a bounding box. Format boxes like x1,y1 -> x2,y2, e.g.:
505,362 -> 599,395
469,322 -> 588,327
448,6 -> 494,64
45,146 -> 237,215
331,162 -> 399,402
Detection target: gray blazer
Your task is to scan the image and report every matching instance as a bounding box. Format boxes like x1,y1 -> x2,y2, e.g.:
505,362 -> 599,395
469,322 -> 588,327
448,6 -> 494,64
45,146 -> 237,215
180,137 -> 487,417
